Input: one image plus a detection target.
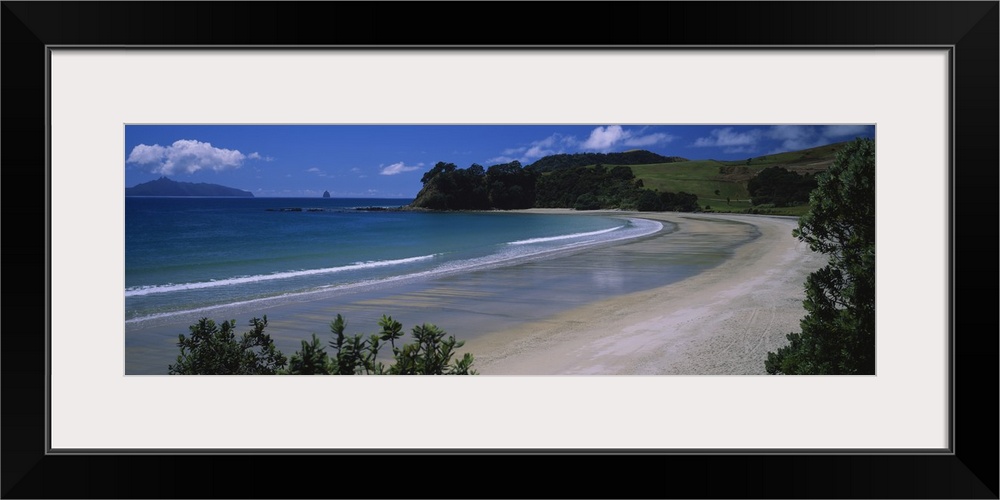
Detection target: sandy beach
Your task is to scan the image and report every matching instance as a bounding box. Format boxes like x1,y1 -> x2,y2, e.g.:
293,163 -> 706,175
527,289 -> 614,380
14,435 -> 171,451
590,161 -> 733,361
125,208 -> 826,375
461,209 -> 828,375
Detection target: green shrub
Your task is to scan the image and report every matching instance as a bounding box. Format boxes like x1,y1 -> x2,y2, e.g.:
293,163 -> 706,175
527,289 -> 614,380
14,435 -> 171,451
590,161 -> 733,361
766,138 -> 875,374
168,316 -> 287,375
170,314 -> 477,375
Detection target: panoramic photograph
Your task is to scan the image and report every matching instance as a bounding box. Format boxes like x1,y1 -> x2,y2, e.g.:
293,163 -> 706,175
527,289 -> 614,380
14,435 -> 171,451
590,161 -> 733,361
124,124 -> 875,376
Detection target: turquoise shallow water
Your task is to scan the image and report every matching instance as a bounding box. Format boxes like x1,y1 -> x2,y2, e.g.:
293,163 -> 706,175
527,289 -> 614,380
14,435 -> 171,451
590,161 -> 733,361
125,198 -> 757,374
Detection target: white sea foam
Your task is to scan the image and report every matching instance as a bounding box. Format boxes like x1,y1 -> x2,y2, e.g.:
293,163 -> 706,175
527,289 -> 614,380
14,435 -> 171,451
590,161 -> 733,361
124,254 -> 438,297
125,218 -> 665,325
507,226 -> 622,245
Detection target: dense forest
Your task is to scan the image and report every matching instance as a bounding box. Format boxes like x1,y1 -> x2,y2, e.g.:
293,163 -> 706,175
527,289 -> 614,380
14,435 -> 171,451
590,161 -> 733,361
747,167 -> 818,207
412,161 -> 537,210
411,156 -> 699,212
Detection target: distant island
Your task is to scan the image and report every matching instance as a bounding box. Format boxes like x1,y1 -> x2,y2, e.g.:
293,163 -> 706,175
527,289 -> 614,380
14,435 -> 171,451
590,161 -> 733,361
323,190 -> 331,198
125,177 -> 254,197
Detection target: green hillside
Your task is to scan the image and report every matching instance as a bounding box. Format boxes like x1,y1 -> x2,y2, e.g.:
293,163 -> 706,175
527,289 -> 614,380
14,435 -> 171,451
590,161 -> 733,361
411,141 -> 857,215
623,141 -> 852,215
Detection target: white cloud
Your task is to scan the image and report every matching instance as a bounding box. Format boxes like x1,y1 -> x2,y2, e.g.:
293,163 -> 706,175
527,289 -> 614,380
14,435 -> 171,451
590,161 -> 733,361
522,134 -> 570,159
693,127 -> 762,148
580,126 -> 673,151
822,125 -> 870,138
764,126 -> 832,152
766,125 -> 812,141
247,152 -> 273,161
524,144 -> 553,159
493,134 -> 579,164
531,134 -> 558,148
582,125 -> 629,151
127,144 -> 167,164
126,139 -> 247,175
380,161 -> 423,176
306,167 -> 329,177
485,155 -> 518,165
623,132 -> 675,147
494,128 -> 671,165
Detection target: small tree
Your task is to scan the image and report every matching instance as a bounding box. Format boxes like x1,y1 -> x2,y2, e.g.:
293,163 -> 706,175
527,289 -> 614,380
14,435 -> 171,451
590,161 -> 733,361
388,323 -> 476,375
766,138 -> 875,374
328,317 -> 477,375
328,314 -> 369,375
169,316 -> 287,375
284,334 -> 332,375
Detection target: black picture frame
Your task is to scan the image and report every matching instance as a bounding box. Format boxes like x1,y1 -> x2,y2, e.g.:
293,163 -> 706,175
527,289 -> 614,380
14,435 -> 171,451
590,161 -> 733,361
3,2 -> 997,498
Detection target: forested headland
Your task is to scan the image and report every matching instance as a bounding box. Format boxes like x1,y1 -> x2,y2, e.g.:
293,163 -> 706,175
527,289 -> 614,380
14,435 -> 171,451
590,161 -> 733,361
410,151 -> 699,212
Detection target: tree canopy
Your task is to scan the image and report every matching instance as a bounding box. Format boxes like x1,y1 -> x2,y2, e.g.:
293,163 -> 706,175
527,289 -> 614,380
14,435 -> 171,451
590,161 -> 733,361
412,160 -> 699,212
747,166 -> 818,207
766,138 -> 875,374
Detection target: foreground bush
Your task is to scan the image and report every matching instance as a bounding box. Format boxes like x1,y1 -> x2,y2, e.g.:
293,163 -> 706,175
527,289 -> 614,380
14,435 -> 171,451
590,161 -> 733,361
765,138 -> 875,374
168,317 -> 286,375
169,314 -> 476,375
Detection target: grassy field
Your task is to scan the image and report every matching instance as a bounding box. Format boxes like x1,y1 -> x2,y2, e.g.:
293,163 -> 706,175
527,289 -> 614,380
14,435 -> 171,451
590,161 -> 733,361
533,141 -> 849,216
623,141 -> 850,216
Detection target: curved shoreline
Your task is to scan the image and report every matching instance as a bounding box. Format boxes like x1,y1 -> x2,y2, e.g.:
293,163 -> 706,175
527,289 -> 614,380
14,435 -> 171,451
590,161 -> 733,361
125,209 -> 824,375
461,209 -> 828,375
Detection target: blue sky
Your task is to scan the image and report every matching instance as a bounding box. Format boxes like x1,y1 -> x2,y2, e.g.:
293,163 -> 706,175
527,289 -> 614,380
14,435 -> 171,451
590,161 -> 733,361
125,125 -> 875,198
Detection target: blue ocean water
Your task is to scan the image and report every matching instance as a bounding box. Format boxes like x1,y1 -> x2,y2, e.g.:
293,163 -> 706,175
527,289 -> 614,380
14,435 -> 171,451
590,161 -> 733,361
125,197 -> 663,323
